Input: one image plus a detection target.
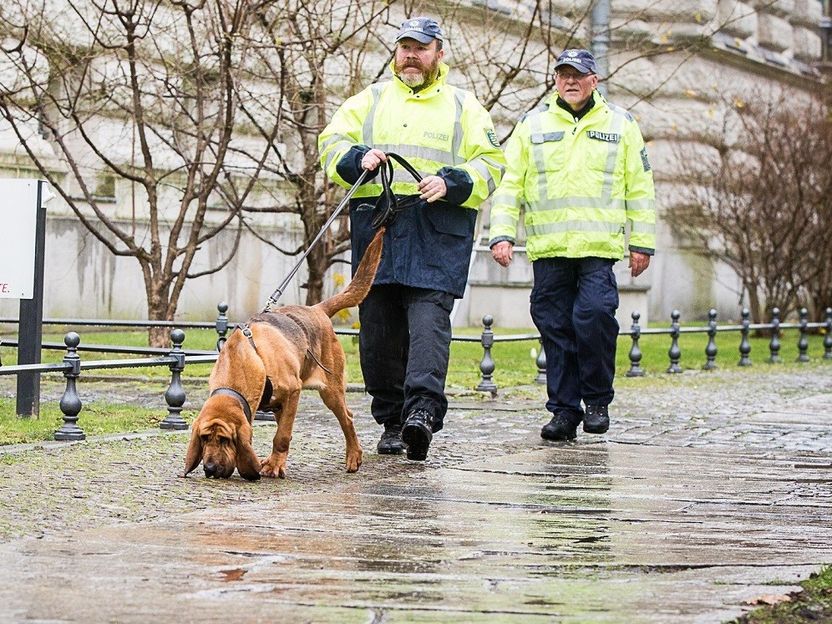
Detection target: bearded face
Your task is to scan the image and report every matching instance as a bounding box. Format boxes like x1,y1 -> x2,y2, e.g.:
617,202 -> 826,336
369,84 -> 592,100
394,39 -> 443,90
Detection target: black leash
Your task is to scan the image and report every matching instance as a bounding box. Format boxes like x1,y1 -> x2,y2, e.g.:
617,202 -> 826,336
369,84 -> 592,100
261,151 -> 425,310
224,152 -> 425,376
262,168 -> 370,312
371,152 -> 425,228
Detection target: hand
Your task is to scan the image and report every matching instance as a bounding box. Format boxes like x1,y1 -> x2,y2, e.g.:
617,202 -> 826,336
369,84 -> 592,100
361,148 -> 387,171
418,175 -> 447,203
629,251 -> 650,278
491,241 -> 514,267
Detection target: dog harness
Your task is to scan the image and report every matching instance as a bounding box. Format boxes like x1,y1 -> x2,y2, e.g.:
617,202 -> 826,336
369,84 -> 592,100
238,318 -> 333,376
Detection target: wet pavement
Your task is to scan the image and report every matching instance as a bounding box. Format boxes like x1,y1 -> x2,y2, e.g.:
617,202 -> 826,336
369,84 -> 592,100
1,366 -> 831,623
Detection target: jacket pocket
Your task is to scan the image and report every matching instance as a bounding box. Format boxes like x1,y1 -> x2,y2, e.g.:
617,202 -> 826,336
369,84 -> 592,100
423,204 -> 476,270
424,203 -> 474,238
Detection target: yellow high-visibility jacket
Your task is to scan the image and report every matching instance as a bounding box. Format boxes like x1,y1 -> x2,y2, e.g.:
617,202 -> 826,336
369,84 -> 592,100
318,61 -> 506,297
488,91 -> 655,261
319,61 -> 505,207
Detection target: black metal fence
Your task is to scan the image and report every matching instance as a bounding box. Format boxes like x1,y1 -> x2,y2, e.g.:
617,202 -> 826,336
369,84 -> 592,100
1,304 -> 830,441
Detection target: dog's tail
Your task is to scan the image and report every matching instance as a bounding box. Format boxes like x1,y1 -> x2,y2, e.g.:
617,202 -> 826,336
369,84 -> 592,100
315,227 -> 385,318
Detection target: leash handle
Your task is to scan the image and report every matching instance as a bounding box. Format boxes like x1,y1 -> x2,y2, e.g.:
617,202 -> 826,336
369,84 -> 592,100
262,151 -> 425,311
385,151 -> 423,182
371,151 -> 425,229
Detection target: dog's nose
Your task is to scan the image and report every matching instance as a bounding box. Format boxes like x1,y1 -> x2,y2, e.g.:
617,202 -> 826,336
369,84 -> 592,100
204,462 -> 218,478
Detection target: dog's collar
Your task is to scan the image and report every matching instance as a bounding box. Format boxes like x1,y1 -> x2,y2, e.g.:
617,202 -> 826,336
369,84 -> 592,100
210,387 -> 253,424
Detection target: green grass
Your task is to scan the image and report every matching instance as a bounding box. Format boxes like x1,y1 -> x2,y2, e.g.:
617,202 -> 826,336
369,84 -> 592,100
1,325 -> 829,445
1,328 -> 218,378
1,324 -> 828,389
342,326 -> 830,389
729,565 -> 832,623
2,324 -> 828,386
0,397 -> 170,446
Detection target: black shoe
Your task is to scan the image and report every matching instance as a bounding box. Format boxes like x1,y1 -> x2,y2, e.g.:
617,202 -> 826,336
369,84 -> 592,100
583,405 -> 610,434
540,413 -> 579,441
401,409 -> 433,461
377,422 -> 405,455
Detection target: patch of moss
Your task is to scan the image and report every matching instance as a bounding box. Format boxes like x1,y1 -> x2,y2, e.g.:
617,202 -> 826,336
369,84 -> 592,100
730,566 -> 832,624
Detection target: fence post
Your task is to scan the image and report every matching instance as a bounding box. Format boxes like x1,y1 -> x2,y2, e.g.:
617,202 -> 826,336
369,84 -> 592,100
626,311 -> 645,377
535,338 -> 547,384
666,310 -> 682,374
796,307 -> 810,362
738,308 -> 752,366
160,329 -> 188,430
475,315 -> 498,397
54,332 -> 85,441
825,307 -> 832,360
768,308 -> 782,363
703,308 -> 718,370
215,302 -> 229,351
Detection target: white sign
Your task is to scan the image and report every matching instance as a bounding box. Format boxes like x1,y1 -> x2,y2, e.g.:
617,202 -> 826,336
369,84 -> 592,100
0,179 -> 42,300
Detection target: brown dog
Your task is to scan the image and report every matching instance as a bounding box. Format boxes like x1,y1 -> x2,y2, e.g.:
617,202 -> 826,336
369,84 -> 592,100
183,228 -> 384,481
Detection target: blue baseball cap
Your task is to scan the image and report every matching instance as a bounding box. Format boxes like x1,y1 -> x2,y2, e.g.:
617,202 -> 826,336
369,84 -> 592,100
555,49 -> 598,74
396,17 -> 443,44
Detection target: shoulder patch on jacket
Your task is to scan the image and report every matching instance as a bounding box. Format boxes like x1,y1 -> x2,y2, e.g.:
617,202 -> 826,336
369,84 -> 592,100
587,130 -> 621,143
640,147 -> 651,172
485,128 -> 500,148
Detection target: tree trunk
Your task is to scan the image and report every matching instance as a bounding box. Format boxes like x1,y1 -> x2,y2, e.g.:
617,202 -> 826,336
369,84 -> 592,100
304,242 -> 326,306
746,284 -> 764,325
145,282 -> 175,348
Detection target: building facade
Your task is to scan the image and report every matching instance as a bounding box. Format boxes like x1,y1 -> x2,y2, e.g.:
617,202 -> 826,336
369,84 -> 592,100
0,0 -> 828,327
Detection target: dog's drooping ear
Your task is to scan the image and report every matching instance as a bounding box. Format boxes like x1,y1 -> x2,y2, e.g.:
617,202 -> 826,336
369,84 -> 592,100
182,428 -> 203,478
235,434 -> 262,481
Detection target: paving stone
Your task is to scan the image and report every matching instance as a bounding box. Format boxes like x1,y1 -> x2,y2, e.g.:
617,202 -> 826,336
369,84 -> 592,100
1,366 -> 831,622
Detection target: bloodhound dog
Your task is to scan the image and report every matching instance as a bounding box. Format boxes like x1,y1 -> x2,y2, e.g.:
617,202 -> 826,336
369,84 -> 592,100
183,228 -> 384,481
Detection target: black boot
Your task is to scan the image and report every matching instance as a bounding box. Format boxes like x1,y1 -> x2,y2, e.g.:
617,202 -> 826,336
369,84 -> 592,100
377,422 -> 405,455
540,413 -> 579,441
401,409 -> 433,461
583,405 -> 610,434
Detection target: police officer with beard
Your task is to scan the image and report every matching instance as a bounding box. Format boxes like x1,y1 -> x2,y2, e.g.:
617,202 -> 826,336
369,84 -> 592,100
319,17 -> 505,461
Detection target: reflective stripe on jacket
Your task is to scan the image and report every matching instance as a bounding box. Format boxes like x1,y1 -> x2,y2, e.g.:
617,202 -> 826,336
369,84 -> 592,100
318,61 -> 506,297
488,91 -> 655,261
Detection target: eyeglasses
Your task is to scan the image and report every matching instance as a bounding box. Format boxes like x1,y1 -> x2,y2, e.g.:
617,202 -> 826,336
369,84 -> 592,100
555,71 -> 595,81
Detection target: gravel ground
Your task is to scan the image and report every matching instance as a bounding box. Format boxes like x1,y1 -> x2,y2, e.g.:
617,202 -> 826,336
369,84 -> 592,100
1,364 -> 831,543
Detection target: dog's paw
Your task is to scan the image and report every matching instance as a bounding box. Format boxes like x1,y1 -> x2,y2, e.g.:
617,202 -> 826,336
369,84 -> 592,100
259,456 -> 287,479
345,449 -> 363,473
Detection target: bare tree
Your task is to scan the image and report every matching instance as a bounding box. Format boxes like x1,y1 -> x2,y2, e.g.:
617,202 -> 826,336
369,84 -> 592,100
668,89 -> 832,322
0,0 -> 286,345
0,0 -> 766,337
235,0 -> 394,305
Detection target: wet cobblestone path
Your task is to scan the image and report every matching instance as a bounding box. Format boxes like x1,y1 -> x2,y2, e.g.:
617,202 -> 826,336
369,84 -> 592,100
1,366 -> 831,622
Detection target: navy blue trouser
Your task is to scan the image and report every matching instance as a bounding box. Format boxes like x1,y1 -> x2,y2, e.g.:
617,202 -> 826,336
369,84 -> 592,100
358,284 -> 454,432
530,257 -> 620,420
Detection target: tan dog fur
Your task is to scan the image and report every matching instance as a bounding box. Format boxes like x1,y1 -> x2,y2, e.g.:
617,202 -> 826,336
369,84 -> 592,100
183,228 -> 384,480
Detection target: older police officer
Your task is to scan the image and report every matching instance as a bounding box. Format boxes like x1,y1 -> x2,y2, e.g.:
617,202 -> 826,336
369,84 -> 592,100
319,17 -> 505,461
489,49 -> 655,441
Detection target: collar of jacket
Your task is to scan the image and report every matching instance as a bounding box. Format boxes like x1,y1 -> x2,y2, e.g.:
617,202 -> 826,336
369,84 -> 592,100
388,60 -> 450,97
547,89 -> 608,122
